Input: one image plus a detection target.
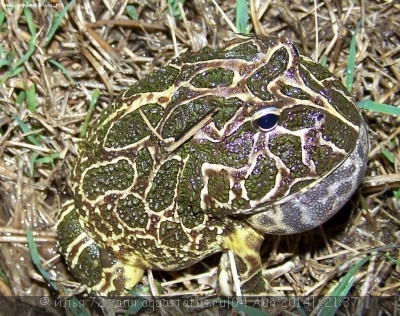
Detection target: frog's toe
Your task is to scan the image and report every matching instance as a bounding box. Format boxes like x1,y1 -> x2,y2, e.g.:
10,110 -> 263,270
57,201 -> 144,295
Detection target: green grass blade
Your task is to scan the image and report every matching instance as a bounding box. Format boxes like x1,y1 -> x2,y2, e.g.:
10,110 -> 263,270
8,66 -> 25,77
126,5 -> 138,20
0,270 -> 9,285
16,91 -> 26,105
331,255 -> 372,296
45,0 -> 75,47
382,148 -> 394,164
47,59 -> 77,85
296,305 -> 307,316
358,99 -> 400,115
26,228 -> 59,291
235,0 -> 249,34
29,152 -> 39,177
0,59 -> 11,68
0,38 -> 36,84
346,20 -> 362,92
80,89 -> 100,138
0,10 -> 5,26
23,3 -> 37,38
12,42 -> 35,70
383,253 -> 400,265
168,0 -> 185,19
28,226 -> 88,316
26,83 -> 37,113
10,1 -> 38,70
31,152 -> 60,176
320,55 -> 328,67
318,255 -> 372,316
35,152 -> 60,165
12,114 -> 41,146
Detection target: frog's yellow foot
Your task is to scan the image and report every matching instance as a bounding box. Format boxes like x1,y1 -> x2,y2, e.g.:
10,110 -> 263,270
218,225 -> 280,296
57,201 -> 144,296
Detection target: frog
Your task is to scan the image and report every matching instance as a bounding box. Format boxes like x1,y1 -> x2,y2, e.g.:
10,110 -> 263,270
57,34 -> 369,296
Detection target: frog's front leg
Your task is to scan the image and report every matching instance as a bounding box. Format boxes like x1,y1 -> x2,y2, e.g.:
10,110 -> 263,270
219,225 -> 275,296
57,200 -> 144,295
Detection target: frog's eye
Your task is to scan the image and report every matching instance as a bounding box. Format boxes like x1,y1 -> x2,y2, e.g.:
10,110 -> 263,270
252,108 -> 280,132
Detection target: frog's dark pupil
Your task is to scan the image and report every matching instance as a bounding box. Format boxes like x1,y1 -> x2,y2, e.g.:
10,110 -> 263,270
257,113 -> 279,131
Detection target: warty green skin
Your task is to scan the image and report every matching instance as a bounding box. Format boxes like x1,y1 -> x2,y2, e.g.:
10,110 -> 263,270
57,34 -> 368,295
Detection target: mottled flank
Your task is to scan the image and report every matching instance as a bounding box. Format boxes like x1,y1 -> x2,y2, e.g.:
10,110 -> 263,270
116,195 -> 148,229
134,148 -> 153,194
82,160 -> 134,200
57,34 -> 368,296
105,111 -> 149,148
147,159 -> 180,212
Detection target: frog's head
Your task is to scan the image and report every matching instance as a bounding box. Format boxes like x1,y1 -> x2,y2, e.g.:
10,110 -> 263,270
156,35 -> 366,224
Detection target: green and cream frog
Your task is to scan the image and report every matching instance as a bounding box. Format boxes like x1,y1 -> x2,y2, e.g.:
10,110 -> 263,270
57,34 -> 368,295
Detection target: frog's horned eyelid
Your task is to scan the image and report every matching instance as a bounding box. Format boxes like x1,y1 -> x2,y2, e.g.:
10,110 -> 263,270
252,107 -> 279,120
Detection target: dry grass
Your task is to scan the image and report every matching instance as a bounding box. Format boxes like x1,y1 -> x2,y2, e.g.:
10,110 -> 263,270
0,0 -> 399,315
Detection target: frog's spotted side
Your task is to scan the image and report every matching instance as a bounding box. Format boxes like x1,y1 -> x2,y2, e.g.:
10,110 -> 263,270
57,34 -> 368,295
